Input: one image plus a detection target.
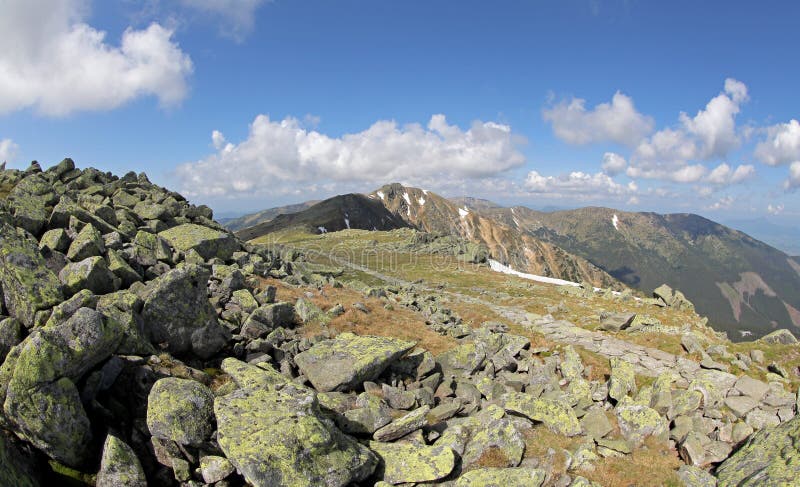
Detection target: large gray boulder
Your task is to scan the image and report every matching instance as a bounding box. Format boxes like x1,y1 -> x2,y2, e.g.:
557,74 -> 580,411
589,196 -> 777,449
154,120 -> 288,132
2,308 -> 123,466
146,377 -> 215,446
214,359 -> 377,487
141,264 -> 229,358
158,223 -> 240,261
716,414 -> 800,485
58,256 -> 118,296
759,328 -> 798,345
294,332 -> 415,392
95,434 -> 147,487
0,223 -> 63,327
6,172 -> 57,236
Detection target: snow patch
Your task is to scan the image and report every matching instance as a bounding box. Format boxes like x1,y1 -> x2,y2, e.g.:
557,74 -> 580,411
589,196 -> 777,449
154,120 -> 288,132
403,192 -> 411,205
458,207 -> 470,218
513,217 -> 521,228
511,207 -> 515,214
422,189 -> 429,195
318,226 -> 327,234
344,218 -> 350,229
612,214 -> 619,230
488,259 -> 581,287
376,191 -> 385,200
418,197 -> 426,206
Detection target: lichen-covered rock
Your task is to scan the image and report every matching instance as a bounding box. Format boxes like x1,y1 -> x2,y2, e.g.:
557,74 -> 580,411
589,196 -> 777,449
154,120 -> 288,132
615,401 -> 668,446
96,434 -> 147,487
146,377 -> 215,446
461,414 -> 527,468
716,414 -> 800,485
759,328 -> 797,345
66,224 -> 104,261
200,455 -> 235,483
295,332 -> 415,392
369,441 -> 455,484
0,317 -> 22,362
608,357 -> 636,402
3,307 -> 123,466
131,231 -> 171,267
599,312 -> 635,332
39,228 -> 70,253
95,291 -> 154,355
560,345 -> 584,381
0,223 -> 63,327
141,264 -> 229,358
214,359 -> 377,487
106,249 -> 141,288
6,172 -> 56,236
240,302 -> 295,338
296,297 -> 329,324
0,427 -> 42,487
159,223 -> 240,261
337,392 -> 393,435
676,465 -> 716,487
435,341 -> 487,377
373,405 -> 430,442
455,467 -> 546,487
501,392 -> 581,436
58,256 -> 118,296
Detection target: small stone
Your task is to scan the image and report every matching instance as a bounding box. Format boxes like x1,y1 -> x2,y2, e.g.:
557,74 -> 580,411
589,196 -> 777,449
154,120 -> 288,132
373,405 -> 430,442
96,435 -> 147,487
200,456 -> 235,484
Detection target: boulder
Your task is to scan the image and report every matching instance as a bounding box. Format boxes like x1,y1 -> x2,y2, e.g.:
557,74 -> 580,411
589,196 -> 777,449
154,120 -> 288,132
66,224 -> 104,261
461,413 -> 527,468
0,223 -> 63,327
295,333 -> 415,392
200,455 -> 235,484
0,426 -> 42,487
759,328 -> 797,345
608,357 -> 636,402
58,256 -> 118,296
95,291 -> 154,355
369,441 -> 455,484
653,284 -> 675,306
716,414 -> 800,485
6,172 -> 56,236
96,434 -> 147,487
141,264 -> 229,358
240,302 -> 295,339
373,405 -> 430,442
615,401 -> 668,446
158,223 -> 240,261
38,228 -> 70,253
106,249 -> 141,288
436,341 -> 488,377
501,392 -> 581,436
676,465 -> 716,487
599,312 -> 635,332
146,377 -> 215,446
455,467 -> 546,487
560,345 -> 584,381
214,359 -> 377,487
0,317 -> 22,362
3,308 -> 123,466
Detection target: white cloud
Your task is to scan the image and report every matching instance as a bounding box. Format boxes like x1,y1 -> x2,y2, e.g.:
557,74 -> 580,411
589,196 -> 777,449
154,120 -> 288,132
0,139 -> 19,163
179,0 -> 268,40
705,163 -> 755,185
211,130 -> 227,150
176,114 -> 527,197
542,91 -> 654,146
523,170 -> 633,200
755,119 -> 800,166
767,203 -> 784,215
601,152 -> 627,176
784,161 -> 800,191
628,78 -> 749,182
706,195 -> 734,210
0,0 -> 193,116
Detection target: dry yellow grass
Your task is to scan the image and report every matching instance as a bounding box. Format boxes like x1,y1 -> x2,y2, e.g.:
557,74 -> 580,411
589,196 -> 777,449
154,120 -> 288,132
583,437 -> 683,487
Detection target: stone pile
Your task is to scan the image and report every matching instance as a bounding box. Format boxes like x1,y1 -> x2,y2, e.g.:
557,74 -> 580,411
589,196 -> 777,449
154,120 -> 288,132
0,160 -> 799,486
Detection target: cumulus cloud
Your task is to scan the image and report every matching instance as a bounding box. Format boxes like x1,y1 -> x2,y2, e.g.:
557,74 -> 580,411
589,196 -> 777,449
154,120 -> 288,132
755,119 -> 800,166
785,161 -> 800,191
179,0 -> 268,40
627,78 -> 749,182
767,203 -> 784,215
542,91 -> 654,147
0,0 -> 193,116
0,139 -> 19,164
175,114 -> 527,197
705,163 -> 755,185
522,170 -> 634,200
601,152 -> 627,176
706,195 -> 734,210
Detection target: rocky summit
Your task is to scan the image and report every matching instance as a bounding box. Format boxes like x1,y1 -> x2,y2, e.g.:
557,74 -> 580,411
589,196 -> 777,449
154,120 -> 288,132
1,159 -> 800,486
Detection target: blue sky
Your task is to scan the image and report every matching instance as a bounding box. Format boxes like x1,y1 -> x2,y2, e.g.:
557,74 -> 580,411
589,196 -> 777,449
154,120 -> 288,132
1,0 -> 799,225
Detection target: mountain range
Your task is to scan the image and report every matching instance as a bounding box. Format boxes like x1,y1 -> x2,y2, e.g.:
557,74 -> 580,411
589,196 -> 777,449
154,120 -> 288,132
228,184 -> 800,339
